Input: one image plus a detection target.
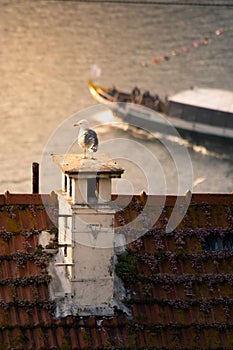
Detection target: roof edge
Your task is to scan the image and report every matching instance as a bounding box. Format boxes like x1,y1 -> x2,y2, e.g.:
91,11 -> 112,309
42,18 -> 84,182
0,191 -> 58,205
0,192 -> 231,206
112,193 -> 233,206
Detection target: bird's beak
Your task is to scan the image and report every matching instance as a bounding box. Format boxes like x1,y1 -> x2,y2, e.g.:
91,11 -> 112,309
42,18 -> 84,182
73,123 -> 79,127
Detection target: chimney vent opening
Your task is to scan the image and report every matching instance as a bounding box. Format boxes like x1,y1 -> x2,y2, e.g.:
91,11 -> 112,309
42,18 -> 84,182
87,178 -> 99,203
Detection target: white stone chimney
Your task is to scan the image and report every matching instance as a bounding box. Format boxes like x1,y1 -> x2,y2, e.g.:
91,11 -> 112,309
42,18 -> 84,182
50,154 -> 124,317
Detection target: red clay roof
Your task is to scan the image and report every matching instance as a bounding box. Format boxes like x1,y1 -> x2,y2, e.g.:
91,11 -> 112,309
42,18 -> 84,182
0,192 -> 232,349
0,192 -> 58,349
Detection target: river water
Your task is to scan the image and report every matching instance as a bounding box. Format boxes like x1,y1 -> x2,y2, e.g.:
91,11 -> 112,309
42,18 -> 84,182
0,0 -> 232,194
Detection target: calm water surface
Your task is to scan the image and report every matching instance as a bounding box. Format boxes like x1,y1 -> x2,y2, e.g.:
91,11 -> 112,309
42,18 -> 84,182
0,1 -> 232,194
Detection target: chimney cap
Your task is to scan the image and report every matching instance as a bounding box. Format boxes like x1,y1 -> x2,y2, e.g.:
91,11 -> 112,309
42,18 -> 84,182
52,153 -> 124,178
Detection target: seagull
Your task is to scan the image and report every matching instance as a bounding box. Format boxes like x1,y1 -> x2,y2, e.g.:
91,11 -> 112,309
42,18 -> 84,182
73,119 -> 99,159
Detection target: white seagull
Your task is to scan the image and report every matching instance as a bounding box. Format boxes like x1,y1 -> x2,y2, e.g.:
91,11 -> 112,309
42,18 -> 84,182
73,119 -> 99,159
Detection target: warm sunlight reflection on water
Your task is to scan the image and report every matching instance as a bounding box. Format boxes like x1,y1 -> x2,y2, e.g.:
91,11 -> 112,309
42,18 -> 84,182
0,1 -> 232,193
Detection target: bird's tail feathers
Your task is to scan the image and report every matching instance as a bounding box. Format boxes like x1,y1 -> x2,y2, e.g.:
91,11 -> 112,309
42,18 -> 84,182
90,145 -> 98,152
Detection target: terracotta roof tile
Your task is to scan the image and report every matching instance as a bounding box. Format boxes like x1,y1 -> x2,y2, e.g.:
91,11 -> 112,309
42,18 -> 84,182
117,326 -> 131,347
70,327 -> 81,349
65,315 -> 75,327
107,327 -> 120,347
40,309 -> 53,327
89,327 -> 102,348
97,327 -> 111,348
85,315 -> 96,328
55,326 -> 66,349
77,327 -> 92,349
30,308 -> 41,328
22,329 -> 34,349
30,327 -> 42,349
37,284 -> 50,300
144,329 -> 159,348
0,329 -> 7,347
101,316 -> 116,328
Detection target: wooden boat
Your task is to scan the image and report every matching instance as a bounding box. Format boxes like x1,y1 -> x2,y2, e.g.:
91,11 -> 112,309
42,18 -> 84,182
88,80 -> 166,112
88,80 -> 233,140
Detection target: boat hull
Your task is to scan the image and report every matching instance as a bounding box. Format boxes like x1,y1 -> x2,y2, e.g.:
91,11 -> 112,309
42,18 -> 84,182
105,101 -> 233,142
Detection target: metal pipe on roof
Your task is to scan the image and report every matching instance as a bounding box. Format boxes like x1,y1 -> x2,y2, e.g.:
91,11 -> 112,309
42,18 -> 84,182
32,162 -> 39,194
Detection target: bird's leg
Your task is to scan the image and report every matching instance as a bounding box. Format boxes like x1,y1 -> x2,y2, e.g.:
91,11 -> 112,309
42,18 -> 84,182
83,147 -> 87,159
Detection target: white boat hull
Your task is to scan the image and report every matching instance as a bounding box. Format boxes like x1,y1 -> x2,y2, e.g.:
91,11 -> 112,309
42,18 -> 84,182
88,81 -> 233,140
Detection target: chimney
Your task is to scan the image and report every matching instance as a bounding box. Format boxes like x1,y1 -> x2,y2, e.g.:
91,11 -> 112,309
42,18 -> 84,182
50,153 -> 124,317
